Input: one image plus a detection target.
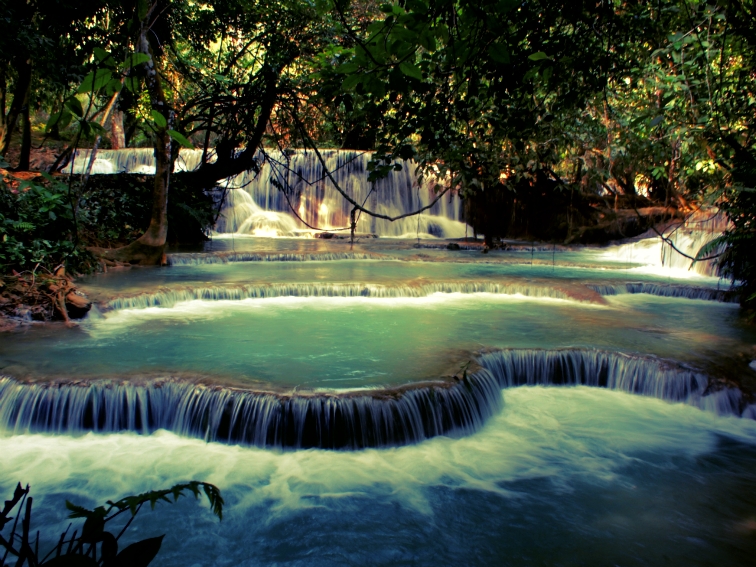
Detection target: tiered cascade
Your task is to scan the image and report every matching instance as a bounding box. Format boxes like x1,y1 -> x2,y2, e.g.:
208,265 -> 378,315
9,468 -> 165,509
65,148 -> 469,238
1,349 -> 749,450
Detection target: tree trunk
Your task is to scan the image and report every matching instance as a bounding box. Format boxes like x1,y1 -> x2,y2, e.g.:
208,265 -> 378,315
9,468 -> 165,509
0,67 -> 6,141
17,101 -> 31,170
110,109 -> 126,149
95,26 -> 171,265
187,65 -> 278,190
95,9 -> 279,264
0,58 -> 32,156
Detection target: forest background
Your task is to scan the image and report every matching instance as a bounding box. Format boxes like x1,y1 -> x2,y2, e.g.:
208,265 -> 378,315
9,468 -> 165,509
0,0 -> 754,317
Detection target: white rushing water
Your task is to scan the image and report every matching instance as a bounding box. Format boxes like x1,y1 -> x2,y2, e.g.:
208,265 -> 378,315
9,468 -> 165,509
599,210 -> 728,278
64,148 -> 470,239
2,388 -> 756,565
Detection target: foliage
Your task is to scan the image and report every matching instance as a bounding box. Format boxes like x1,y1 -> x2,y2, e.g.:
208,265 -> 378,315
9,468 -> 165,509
0,481 -> 223,567
716,146 -> 756,312
0,174 -> 95,274
78,174 -> 215,246
1,0 -> 755,304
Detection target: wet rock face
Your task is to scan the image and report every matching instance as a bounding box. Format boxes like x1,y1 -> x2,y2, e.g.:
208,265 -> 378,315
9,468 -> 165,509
65,291 -> 92,319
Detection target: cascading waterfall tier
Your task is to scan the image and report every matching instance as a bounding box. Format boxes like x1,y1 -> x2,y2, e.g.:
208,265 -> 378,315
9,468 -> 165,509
600,209 -> 729,277
0,374 -> 502,450
101,282 -> 579,311
0,349 -> 751,450
63,148 -> 469,239
100,280 -> 732,312
476,348 -> 749,416
165,251 -> 384,266
587,282 -> 735,303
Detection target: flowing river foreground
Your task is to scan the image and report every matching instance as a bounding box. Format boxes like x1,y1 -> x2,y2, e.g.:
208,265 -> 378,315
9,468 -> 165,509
2,152 -> 756,565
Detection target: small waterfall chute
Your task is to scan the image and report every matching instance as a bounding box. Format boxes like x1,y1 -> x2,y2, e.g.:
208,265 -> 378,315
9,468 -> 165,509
212,189 -> 301,237
477,348 -> 745,415
600,210 -> 729,277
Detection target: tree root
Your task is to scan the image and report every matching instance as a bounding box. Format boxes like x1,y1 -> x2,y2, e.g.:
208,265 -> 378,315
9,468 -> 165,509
0,266 -> 91,328
89,240 -> 167,266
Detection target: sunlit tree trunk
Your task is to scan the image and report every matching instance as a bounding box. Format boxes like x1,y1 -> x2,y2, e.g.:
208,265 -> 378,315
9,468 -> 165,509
98,25 -> 172,265
110,109 -> 126,149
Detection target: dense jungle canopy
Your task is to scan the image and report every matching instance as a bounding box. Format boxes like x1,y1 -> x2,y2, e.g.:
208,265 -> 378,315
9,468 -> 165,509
0,0 -> 754,312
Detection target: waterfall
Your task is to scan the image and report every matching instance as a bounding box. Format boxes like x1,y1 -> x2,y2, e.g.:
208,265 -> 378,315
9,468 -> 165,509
0,374 -> 502,450
476,348 -> 747,415
1,349 -> 750,450
101,280 -> 734,312
62,148 -> 469,239
101,282 -> 578,311
600,209 -> 728,277
166,251 -> 381,265
63,148 -> 205,175
586,282 -> 735,303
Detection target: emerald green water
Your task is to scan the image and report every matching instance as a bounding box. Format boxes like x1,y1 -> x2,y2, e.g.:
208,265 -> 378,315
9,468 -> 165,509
0,294 -> 750,387
2,237 -> 756,566
81,258 -> 726,301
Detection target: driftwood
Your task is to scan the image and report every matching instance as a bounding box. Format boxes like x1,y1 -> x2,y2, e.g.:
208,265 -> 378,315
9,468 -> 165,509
0,266 -> 91,328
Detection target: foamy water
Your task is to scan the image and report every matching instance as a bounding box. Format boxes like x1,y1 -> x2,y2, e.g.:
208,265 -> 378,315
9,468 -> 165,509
2,388 -> 755,565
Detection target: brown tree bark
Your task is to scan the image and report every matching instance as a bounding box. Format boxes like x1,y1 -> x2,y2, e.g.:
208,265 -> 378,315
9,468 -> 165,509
0,58 -> 32,156
95,25 -> 172,265
110,109 -> 126,149
188,65 -> 278,189
17,102 -> 31,171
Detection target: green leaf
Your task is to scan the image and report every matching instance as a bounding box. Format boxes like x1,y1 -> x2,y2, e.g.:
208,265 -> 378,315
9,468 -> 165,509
125,76 -> 141,93
650,115 -> 664,127
116,535 -> 164,567
336,62 -> 359,74
151,110 -> 167,129
341,74 -> 363,91
528,52 -> 550,61
65,500 -> 94,518
106,78 -> 123,95
64,98 -> 84,118
418,30 -> 436,52
399,62 -> 423,80
167,130 -> 193,148
92,47 -> 116,68
46,110 -> 73,132
93,47 -> 109,62
121,53 -> 151,70
78,69 -> 113,94
488,42 -> 510,64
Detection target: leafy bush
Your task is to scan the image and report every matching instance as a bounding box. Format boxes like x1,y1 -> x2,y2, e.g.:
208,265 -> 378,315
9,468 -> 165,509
718,148 -> 756,314
0,170 -> 217,276
0,173 -> 95,274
